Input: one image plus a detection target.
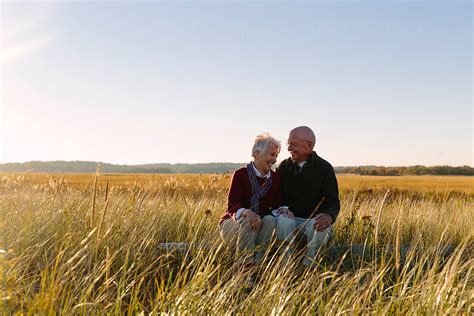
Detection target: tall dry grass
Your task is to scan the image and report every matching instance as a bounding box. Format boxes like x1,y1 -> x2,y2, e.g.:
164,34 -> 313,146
1,173 -> 473,314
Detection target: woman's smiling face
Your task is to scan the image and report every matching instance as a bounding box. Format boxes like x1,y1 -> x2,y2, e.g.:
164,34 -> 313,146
254,145 -> 279,174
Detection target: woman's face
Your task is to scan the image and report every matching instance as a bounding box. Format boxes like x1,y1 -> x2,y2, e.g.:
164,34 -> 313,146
254,145 -> 279,174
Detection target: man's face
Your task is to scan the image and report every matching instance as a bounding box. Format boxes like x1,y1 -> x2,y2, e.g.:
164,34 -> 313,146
287,132 -> 312,163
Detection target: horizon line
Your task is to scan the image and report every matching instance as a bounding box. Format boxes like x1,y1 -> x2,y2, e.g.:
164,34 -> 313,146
0,160 -> 472,168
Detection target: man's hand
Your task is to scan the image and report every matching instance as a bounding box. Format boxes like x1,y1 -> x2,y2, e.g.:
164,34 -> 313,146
314,213 -> 333,231
242,209 -> 262,231
278,207 -> 294,219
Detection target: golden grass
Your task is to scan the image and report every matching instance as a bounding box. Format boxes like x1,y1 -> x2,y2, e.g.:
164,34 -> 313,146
1,172 -> 473,314
3,172 -> 473,193
338,174 -> 474,194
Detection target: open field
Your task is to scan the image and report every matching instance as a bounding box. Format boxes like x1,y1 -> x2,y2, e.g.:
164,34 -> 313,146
3,172 -> 474,193
1,173 -> 473,314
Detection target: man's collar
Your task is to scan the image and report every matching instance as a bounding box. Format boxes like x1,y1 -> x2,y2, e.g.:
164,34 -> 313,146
289,151 -> 318,168
251,162 -> 271,179
290,151 -> 318,167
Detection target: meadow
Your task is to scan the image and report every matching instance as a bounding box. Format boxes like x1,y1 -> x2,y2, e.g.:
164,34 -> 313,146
1,173 -> 473,314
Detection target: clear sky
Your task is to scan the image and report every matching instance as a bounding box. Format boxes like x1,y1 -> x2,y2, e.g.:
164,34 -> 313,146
1,1 -> 472,166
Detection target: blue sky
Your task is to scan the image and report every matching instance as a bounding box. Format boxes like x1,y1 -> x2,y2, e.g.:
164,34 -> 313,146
1,1 -> 472,166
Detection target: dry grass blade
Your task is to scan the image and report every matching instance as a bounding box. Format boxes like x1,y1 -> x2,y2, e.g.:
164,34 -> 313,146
90,169 -> 100,227
395,206 -> 402,279
374,189 -> 390,265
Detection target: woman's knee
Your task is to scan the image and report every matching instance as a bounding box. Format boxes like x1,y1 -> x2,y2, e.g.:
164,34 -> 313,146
219,218 -> 238,243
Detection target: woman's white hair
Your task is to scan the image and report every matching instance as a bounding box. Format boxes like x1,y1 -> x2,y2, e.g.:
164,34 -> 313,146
251,132 -> 281,157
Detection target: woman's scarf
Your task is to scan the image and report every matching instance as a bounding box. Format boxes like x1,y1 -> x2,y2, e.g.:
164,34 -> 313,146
247,162 -> 273,214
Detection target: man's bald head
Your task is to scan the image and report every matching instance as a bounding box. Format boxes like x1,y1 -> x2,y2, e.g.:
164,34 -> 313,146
287,126 -> 316,163
289,126 -> 316,148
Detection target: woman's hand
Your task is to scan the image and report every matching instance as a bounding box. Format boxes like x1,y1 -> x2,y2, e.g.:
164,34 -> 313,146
242,209 -> 262,231
278,207 -> 294,219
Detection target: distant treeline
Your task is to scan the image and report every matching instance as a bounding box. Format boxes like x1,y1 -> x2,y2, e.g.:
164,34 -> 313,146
0,161 -> 472,175
0,161 -> 245,174
335,165 -> 473,176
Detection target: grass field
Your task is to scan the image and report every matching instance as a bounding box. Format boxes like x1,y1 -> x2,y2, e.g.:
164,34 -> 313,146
1,173 -> 473,314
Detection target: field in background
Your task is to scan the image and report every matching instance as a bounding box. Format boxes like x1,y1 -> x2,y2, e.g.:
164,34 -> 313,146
1,173 -> 473,314
4,172 -> 474,193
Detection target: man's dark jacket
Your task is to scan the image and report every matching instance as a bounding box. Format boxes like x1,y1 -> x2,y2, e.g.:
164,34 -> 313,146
276,151 -> 340,221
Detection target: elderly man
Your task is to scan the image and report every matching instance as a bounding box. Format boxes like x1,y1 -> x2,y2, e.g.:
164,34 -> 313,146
276,126 -> 340,267
220,133 -> 283,268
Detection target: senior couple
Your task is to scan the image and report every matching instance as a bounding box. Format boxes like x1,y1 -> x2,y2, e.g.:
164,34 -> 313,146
219,126 -> 340,269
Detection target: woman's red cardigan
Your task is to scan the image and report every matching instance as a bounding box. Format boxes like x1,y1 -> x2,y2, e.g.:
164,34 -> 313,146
220,167 -> 283,224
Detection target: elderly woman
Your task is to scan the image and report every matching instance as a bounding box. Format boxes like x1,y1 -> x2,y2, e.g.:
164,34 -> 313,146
219,133 -> 284,267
